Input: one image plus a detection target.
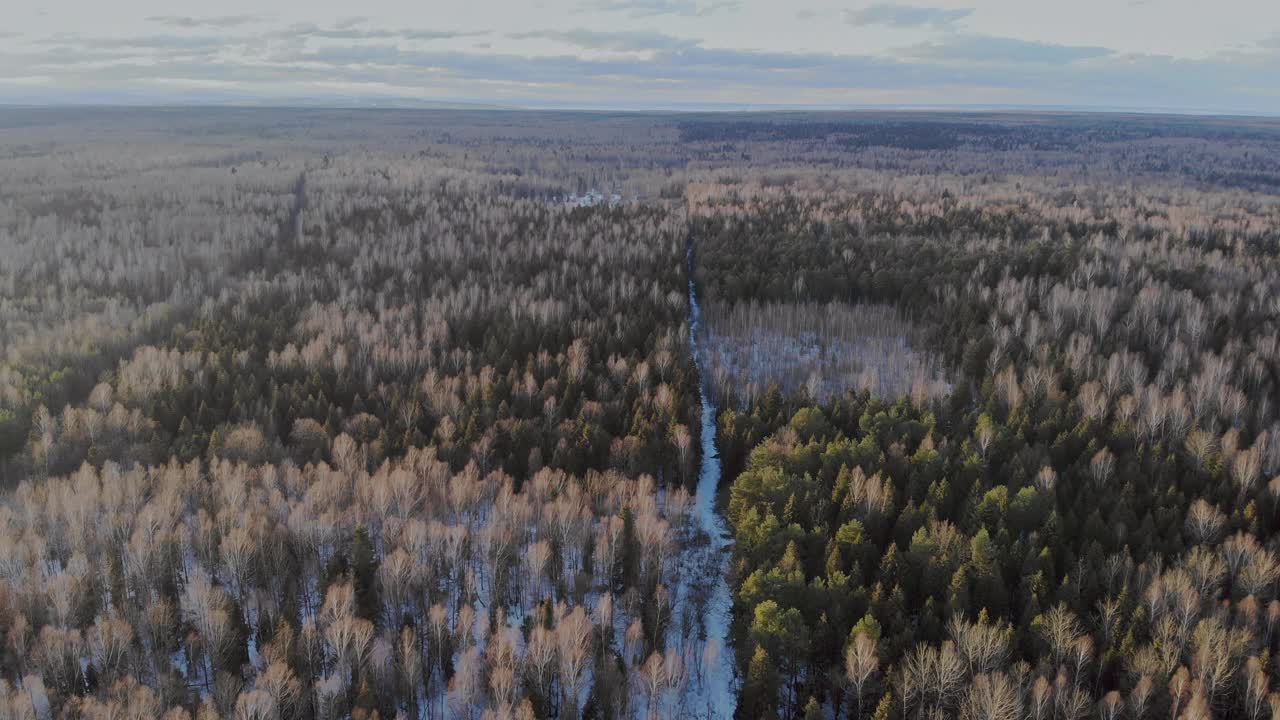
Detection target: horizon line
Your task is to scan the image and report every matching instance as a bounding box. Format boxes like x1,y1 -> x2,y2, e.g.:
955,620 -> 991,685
3,99 -> 1280,121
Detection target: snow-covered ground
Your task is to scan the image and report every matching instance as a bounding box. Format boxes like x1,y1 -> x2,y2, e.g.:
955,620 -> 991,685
683,247 -> 738,719
562,189 -> 625,207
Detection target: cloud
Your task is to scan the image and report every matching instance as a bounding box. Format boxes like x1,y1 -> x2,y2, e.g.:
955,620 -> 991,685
509,29 -> 699,52
902,35 -> 1112,64
589,0 -> 741,18
334,17 -> 372,30
403,30 -> 486,41
273,24 -> 485,42
276,23 -> 398,40
0,33 -> 1202,94
147,15 -> 263,29
283,41 -> 978,92
0,75 -> 53,85
65,34 -> 232,53
845,4 -> 972,29
5,20 -> 1279,113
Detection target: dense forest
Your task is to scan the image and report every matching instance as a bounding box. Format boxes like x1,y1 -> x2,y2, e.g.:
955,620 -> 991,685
692,158 -> 1280,718
0,108 -> 1279,719
0,111 -> 712,719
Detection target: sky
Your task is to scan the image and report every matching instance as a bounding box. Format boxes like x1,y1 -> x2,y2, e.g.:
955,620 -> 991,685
1,0 -> 1279,113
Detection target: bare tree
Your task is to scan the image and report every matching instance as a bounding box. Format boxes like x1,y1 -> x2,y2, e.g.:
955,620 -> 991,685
1185,499 -> 1226,545
959,673 -> 1021,720
845,632 -> 880,719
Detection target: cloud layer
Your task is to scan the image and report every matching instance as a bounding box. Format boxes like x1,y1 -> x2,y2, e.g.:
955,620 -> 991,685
1,3 -> 1278,113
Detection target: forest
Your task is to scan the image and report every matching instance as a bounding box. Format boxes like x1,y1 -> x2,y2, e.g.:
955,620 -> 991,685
691,134 -> 1280,719
0,107 -> 1278,719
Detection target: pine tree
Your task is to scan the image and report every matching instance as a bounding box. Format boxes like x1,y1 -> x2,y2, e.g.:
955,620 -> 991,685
802,695 -> 824,720
613,507 -> 640,592
740,646 -> 780,720
871,693 -> 896,720
351,527 -> 380,623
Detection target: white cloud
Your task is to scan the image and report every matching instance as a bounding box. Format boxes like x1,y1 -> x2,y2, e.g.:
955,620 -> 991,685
509,29 -> 699,52
589,0 -> 741,17
901,35 -> 1112,64
0,75 -> 54,85
845,4 -> 972,29
147,15 -> 264,29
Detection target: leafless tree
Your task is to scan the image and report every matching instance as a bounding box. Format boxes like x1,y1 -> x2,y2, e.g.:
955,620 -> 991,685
845,631 -> 880,719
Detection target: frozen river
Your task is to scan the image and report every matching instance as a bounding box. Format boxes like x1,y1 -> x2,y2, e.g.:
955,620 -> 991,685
686,244 -> 737,719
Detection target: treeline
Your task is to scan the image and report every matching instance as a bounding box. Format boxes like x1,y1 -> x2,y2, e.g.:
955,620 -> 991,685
695,181 -> 1280,718
677,118 -> 1174,151
674,114 -> 1280,192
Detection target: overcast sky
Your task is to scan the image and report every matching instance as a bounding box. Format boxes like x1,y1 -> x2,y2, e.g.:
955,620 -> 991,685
2,0 -> 1279,113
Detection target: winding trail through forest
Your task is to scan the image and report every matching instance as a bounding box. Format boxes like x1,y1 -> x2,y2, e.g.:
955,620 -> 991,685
687,242 -> 738,719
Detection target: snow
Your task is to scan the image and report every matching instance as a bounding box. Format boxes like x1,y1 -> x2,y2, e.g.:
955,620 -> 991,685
683,246 -> 739,719
562,189 -> 625,208
701,301 -> 951,407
